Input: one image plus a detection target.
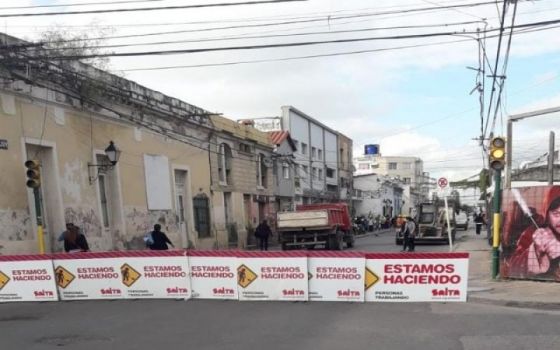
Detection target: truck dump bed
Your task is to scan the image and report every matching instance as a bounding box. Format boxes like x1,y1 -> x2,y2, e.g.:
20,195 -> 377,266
277,210 -> 329,230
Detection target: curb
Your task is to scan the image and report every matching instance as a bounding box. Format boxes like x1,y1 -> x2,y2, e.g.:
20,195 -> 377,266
468,295 -> 560,310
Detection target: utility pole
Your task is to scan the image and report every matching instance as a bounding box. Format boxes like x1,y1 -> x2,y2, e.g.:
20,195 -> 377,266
549,131 -> 555,185
488,137 -> 506,279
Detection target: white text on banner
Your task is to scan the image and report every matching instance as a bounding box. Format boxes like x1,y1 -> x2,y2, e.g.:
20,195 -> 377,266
237,253 -> 308,301
189,255 -> 238,300
308,254 -> 365,302
0,259 -> 58,303
53,258 -> 124,300
365,254 -> 469,302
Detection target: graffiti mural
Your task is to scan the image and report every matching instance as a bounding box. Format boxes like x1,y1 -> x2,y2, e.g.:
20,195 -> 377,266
501,186 -> 560,282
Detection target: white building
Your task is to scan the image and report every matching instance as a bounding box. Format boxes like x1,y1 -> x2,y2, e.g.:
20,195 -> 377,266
279,106 -> 341,204
354,154 -> 424,186
352,173 -> 404,219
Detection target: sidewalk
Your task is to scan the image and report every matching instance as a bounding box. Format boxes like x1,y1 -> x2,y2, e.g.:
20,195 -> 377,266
454,234 -> 560,309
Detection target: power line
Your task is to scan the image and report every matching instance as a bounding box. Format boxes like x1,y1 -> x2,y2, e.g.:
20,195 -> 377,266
0,0 -> 167,10
30,18 -> 560,61
114,22 -> 559,71
36,20 -> 483,51
482,0 -> 509,140
35,29 -> 494,60
0,0 -> 307,18
489,0 -> 519,136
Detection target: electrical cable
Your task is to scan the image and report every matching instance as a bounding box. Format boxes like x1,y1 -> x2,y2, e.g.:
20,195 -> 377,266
0,0 -> 308,18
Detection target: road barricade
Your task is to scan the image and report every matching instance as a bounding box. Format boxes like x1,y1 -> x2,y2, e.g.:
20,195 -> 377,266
52,251 -> 190,300
189,250 -> 238,300
236,251 -> 308,301
0,254 -> 58,303
365,253 -> 469,302
307,251 -> 365,302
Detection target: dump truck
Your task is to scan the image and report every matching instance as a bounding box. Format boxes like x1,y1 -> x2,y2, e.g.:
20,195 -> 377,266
277,203 -> 355,250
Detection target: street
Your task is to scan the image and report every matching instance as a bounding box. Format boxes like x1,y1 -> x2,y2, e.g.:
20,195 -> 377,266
351,227 -> 471,253
1,292 -> 559,350
2,228 -> 559,350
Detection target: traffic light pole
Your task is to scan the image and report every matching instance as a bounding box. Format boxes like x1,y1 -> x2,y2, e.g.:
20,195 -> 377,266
491,169 -> 502,279
33,187 -> 45,254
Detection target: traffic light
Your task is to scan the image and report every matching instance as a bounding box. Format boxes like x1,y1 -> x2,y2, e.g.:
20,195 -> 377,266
489,137 -> 506,170
25,160 -> 41,188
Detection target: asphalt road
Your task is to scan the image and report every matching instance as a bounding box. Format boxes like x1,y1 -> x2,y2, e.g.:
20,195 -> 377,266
352,227 -> 471,252
2,298 -> 559,350
4,227 -> 556,350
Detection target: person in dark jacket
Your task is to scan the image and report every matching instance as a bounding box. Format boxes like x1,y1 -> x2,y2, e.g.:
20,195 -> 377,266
63,226 -> 90,253
147,224 -> 174,250
474,213 -> 484,235
255,220 -> 272,251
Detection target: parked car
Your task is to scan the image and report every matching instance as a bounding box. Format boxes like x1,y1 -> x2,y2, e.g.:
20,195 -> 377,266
455,211 -> 468,230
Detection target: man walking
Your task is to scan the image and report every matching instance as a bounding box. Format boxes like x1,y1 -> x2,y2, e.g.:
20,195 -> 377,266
401,216 -> 417,252
474,212 -> 484,235
146,224 -> 174,250
255,220 -> 272,251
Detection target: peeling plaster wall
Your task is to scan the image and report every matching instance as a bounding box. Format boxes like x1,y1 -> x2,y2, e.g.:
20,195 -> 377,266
1,88 -> 212,254
122,207 -> 181,250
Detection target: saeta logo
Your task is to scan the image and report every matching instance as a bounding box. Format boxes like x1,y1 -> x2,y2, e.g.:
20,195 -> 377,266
337,289 -> 361,298
100,288 -> 122,295
432,288 -> 461,297
167,287 -> 188,294
282,288 -> 305,296
34,290 -> 55,298
213,287 -> 235,295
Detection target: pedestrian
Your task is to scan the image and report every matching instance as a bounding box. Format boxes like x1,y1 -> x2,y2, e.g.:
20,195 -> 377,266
145,224 -> 174,250
401,216 -> 417,252
63,225 -> 90,253
58,223 -> 84,242
368,217 -> 374,232
255,219 -> 272,251
474,212 -> 484,235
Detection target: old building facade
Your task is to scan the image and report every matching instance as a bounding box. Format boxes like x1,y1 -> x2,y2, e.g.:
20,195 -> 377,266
209,116 -> 276,249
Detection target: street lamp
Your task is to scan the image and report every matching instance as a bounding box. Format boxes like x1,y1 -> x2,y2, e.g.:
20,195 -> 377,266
88,140 -> 121,184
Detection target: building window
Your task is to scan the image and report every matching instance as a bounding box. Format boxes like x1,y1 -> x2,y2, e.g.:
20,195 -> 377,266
312,147 -> 317,158
293,140 -> 299,151
326,167 -> 335,178
283,163 -> 290,179
318,169 -> 323,180
358,163 -> 370,170
402,162 -> 412,170
257,154 -> 267,188
318,149 -> 323,160
301,143 -> 308,155
193,194 -> 210,238
301,165 -> 308,178
218,143 -> 232,185
403,177 -> 411,184
312,167 -> 317,179
239,143 -> 252,153
389,162 -> 398,170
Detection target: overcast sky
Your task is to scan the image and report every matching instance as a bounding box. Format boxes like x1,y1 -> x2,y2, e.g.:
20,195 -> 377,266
6,0 -> 560,188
